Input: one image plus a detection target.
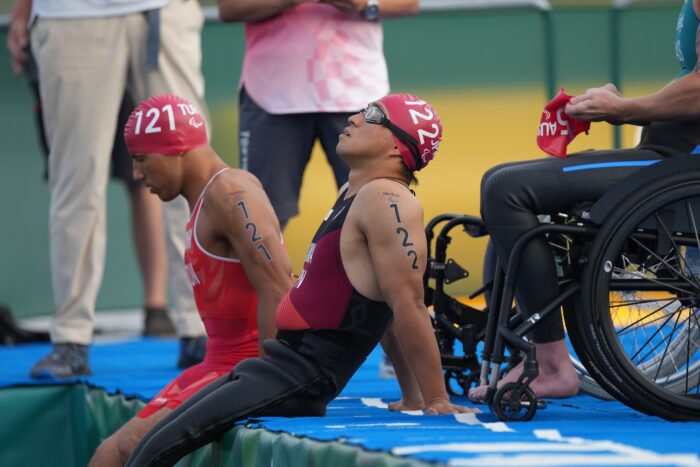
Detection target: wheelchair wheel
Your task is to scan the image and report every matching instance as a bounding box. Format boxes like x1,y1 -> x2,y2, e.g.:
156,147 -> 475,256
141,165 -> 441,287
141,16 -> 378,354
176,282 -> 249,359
490,382 -> 538,422
582,179 -> 700,420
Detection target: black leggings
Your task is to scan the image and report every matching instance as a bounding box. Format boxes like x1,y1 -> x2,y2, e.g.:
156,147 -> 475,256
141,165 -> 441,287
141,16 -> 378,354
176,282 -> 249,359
125,340 -> 335,467
481,148 -> 667,342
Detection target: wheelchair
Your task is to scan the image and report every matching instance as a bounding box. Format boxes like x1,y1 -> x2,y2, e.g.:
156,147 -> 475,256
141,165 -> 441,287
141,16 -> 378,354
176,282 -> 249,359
425,156 -> 700,421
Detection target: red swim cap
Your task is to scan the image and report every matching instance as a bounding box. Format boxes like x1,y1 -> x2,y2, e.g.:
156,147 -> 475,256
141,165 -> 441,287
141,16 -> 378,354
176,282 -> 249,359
536,89 -> 590,158
124,94 -> 207,155
377,93 -> 442,171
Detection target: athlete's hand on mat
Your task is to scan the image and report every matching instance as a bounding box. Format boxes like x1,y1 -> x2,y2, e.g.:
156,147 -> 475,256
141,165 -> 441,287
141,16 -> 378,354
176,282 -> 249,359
423,398 -> 480,415
565,83 -> 624,123
388,398 -> 424,412
7,13 -> 29,76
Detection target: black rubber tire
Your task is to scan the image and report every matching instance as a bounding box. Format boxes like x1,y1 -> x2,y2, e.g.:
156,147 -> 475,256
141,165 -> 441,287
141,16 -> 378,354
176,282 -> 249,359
581,179 -> 700,421
490,382 -> 538,422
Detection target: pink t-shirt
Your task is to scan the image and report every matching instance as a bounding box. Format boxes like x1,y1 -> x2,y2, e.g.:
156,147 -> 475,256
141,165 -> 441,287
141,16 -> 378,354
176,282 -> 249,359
241,3 -> 390,114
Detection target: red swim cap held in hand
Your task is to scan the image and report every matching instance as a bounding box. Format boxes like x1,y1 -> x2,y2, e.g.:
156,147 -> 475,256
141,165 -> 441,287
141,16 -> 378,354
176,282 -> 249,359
124,94 -> 208,156
536,89 -> 590,158
377,93 -> 442,171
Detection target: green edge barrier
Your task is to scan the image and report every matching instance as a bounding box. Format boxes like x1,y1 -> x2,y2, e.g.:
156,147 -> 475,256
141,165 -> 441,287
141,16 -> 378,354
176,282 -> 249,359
0,384 -> 431,467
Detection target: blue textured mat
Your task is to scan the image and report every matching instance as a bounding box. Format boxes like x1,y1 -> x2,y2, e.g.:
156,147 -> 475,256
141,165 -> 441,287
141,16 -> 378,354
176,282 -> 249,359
3,339 -> 700,466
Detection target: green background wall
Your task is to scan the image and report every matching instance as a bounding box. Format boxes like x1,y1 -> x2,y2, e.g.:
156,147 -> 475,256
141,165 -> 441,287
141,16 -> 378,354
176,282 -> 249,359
0,2 -> 683,318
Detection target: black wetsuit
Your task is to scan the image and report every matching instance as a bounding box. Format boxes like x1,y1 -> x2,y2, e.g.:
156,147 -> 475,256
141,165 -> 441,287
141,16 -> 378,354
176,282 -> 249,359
483,0 -> 700,343
483,124 -> 700,343
126,192 -> 393,467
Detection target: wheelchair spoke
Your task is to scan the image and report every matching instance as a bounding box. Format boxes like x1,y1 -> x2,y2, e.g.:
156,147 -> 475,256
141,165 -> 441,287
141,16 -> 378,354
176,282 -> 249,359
628,311 -> 680,364
614,298 -> 679,335
609,296 -> 678,309
684,200 -> 700,252
618,296 -> 694,369
650,311 -> 683,382
653,211 -> 700,289
629,237 -> 698,293
687,310 -> 700,394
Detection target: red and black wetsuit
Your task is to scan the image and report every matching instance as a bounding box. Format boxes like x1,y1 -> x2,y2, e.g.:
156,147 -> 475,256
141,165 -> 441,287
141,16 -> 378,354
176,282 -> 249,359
127,191 -> 394,467
275,191 -> 394,384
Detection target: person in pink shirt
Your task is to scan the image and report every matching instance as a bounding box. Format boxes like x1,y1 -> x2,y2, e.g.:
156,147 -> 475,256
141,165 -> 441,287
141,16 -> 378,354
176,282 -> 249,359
217,0 -> 419,229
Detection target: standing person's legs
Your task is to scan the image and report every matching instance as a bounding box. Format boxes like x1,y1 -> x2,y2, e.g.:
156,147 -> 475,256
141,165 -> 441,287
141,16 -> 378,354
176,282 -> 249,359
317,112 -> 352,189
469,149 -> 666,400
29,16 -> 129,377
127,0 -> 207,357
239,89 -> 316,229
111,94 -> 175,336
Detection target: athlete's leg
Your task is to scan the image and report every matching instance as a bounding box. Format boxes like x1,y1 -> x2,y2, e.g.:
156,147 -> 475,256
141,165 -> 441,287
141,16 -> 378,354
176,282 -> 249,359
109,92 -> 174,336
125,341 -> 331,467
89,407 -> 172,467
239,89 -> 316,229
127,186 -> 169,308
470,148 -> 666,401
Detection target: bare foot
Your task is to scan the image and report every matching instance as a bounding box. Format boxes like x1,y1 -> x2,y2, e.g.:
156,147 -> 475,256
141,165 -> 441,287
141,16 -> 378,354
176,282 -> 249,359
468,339 -> 580,403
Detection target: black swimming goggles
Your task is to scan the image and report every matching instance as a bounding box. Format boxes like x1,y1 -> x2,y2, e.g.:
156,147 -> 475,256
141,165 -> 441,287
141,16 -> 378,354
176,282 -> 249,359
361,104 -> 422,170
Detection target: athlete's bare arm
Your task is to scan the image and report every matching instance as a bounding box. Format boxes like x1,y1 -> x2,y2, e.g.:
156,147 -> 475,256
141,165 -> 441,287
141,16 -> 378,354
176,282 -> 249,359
205,171 -> 292,354
348,179 -> 472,414
320,0 -> 418,18
217,0 -> 315,22
380,324 -> 425,411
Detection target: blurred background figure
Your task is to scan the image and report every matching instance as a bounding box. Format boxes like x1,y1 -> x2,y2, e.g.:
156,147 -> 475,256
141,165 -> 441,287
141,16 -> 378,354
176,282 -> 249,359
217,0 -> 419,230
22,68 -> 177,338
6,0 -> 208,378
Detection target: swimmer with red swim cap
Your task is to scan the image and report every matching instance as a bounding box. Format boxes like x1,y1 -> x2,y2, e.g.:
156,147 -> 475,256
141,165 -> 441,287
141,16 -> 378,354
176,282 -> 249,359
125,93 -> 477,467
89,94 -> 293,467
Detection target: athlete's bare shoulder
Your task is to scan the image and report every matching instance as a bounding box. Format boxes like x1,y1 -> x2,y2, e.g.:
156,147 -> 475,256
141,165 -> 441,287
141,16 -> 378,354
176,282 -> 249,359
353,178 -> 422,216
207,168 -> 263,195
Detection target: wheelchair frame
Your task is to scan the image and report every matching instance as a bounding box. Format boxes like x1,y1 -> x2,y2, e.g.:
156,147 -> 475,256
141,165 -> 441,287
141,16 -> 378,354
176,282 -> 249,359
426,156 -> 700,421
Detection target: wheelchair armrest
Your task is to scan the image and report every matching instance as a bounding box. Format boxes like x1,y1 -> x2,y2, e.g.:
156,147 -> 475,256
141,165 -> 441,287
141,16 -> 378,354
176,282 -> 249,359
590,156 -> 700,225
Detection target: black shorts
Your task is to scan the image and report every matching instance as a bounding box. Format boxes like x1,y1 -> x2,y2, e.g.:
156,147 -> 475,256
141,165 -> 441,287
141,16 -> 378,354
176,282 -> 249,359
238,88 -> 353,224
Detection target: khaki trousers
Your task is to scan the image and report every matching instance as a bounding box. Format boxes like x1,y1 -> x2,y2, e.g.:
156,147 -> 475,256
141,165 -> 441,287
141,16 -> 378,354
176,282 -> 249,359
31,0 -> 207,344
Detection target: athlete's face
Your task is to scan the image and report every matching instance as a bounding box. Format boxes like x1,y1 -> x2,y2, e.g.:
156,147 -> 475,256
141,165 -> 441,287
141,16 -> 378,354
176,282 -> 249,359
337,102 -> 398,164
131,153 -> 183,201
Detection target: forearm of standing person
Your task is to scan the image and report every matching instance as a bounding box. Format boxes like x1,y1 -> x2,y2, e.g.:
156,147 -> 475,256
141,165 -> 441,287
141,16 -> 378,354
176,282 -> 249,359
321,0 -> 418,18
217,0 -> 313,22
